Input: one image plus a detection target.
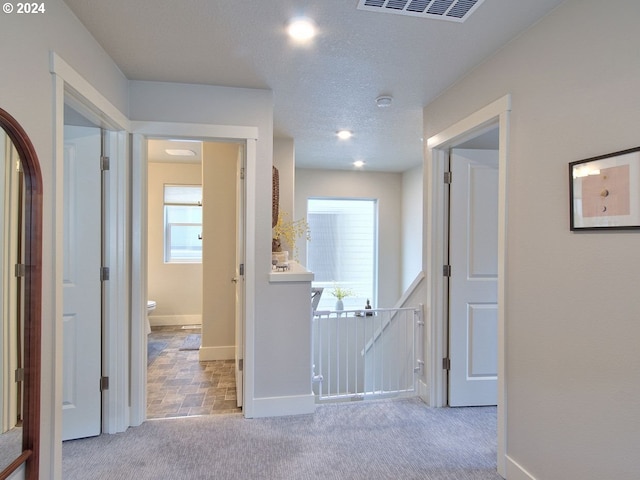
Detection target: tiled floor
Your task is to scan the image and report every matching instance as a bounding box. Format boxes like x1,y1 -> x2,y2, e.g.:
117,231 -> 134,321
147,325 -> 241,419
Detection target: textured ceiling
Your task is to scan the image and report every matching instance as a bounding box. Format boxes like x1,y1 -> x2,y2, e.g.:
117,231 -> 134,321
63,0 -> 564,172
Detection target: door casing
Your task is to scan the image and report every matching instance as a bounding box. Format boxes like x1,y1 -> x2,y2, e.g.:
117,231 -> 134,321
425,94 -> 510,477
52,52 -> 131,479
130,122 -> 258,423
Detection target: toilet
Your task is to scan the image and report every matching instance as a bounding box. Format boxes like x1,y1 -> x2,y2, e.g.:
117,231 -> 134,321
146,300 -> 156,334
147,300 -> 157,312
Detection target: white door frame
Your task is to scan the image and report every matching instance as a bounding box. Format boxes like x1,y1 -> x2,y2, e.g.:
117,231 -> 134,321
51,52 -> 131,478
425,94 -> 510,477
130,121 -> 258,424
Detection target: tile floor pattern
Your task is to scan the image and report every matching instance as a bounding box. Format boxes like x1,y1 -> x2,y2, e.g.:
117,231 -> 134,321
147,325 -> 241,419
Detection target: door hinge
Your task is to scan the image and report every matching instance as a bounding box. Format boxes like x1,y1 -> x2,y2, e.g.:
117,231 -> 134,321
443,358 -> 451,371
443,265 -> 452,277
240,167 -> 245,180
444,171 -> 452,184
239,263 -> 245,276
100,266 -> 110,282
101,156 -> 110,171
15,263 -> 26,278
238,359 -> 243,372
15,368 -> 24,382
100,376 -> 109,391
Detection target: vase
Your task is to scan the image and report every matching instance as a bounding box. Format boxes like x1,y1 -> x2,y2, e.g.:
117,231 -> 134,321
335,299 -> 344,311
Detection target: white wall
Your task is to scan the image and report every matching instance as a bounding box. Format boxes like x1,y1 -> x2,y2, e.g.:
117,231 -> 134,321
147,162 -> 202,325
423,0 -> 640,478
295,169 -> 403,308
1,1 -> 130,477
401,165 -> 423,290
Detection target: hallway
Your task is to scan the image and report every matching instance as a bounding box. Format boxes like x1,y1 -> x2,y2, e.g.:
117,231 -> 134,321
147,326 -> 241,418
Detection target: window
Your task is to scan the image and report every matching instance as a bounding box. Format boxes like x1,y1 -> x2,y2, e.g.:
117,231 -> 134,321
307,198 -> 377,311
164,184 -> 202,263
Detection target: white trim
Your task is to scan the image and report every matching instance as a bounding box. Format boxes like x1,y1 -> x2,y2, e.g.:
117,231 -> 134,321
242,139 -> 257,419
148,314 -> 202,327
131,122 -> 257,421
198,346 -> 235,361
251,394 -> 315,418
129,134 -> 148,427
51,70 -> 65,480
505,456 -> 538,480
49,52 -> 130,131
102,130 -> 131,434
130,121 -> 257,142
417,378 -> 429,402
425,94 -> 510,478
51,53 -> 131,478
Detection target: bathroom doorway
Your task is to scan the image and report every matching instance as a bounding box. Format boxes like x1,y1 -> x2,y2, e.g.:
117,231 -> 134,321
145,138 -> 244,418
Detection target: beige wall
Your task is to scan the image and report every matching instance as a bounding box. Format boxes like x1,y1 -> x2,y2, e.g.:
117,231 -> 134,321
423,0 -> 640,477
147,162 -> 203,324
201,142 -> 240,359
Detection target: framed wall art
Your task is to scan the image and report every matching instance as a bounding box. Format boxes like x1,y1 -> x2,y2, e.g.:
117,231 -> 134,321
569,146 -> 640,230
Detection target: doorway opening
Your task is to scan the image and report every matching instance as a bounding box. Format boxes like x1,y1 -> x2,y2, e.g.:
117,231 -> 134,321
61,95 -> 130,441
426,94 -> 510,477
145,137 -> 245,419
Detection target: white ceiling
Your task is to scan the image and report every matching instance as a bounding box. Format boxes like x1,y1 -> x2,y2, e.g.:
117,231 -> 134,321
63,0 -> 565,172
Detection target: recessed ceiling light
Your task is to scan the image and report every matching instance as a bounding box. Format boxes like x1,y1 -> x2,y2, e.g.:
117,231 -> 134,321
165,149 -> 196,156
287,17 -> 317,42
336,130 -> 353,140
353,160 -> 365,168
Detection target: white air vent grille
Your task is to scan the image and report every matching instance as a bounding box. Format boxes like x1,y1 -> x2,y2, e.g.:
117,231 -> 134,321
357,0 -> 485,23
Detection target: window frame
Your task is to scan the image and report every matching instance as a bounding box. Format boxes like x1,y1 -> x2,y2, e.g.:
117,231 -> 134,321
306,197 -> 378,310
163,184 -> 203,264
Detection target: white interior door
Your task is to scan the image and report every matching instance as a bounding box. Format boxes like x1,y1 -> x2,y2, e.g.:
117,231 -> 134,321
234,146 -> 245,408
62,125 -> 102,440
448,148 -> 498,407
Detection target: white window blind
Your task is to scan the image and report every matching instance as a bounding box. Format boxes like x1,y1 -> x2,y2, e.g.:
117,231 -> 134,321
307,198 -> 377,311
164,184 -> 202,263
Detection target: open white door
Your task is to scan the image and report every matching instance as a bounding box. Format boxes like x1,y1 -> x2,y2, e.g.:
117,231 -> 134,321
234,146 -> 245,408
62,125 -> 102,440
448,148 -> 498,407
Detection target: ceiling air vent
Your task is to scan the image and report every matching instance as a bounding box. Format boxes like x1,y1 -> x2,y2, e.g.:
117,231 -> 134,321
357,0 -> 485,23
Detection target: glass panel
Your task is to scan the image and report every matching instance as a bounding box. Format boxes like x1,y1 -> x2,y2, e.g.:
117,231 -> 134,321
307,198 -> 377,310
164,184 -> 202,205
165,224 -> 202,262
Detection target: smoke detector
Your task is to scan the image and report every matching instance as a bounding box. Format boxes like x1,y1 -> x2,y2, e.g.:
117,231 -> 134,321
376,95 -> 393,108
357,0 -> 485,23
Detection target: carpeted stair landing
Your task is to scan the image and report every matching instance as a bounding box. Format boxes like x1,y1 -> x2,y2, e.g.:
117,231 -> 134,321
62,398 -> 501,480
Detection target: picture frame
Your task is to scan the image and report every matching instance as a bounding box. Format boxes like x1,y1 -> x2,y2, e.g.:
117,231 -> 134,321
569,146 -> 640,230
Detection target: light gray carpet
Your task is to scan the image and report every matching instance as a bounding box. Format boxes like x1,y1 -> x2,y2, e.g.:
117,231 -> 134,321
0,427 -> 22,473
179,334 -> 201,351
62,398 -> 500,480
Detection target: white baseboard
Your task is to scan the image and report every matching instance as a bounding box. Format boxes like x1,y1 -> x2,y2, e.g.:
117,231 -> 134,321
250,394 -> 315,418
505,455 -> 537,480
149,314 -> 202,327
199,345 -> 235,361
417,378 -> 429,403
